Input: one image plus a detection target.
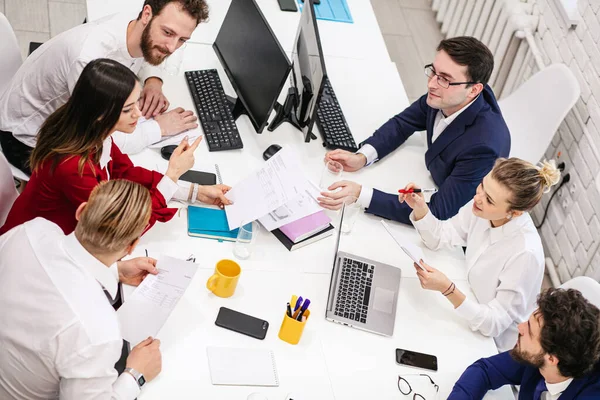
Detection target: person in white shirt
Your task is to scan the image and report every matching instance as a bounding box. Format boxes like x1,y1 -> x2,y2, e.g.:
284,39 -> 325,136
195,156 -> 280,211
0,0 -> 209,174
400,157 -> 560,351
0,179 -> 164,400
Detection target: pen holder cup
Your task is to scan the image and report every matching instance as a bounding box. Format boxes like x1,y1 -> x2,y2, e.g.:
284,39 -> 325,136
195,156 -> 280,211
278,310 -> 310,345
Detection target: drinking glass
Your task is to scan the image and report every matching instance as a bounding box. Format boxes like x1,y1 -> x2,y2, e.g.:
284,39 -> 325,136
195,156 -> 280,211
233,221 -> 260,260
341,196 -> 360,233
319,160 -> 343,191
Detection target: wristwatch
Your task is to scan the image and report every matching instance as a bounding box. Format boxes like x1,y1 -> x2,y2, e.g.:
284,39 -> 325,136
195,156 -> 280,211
124,367 -> 146,388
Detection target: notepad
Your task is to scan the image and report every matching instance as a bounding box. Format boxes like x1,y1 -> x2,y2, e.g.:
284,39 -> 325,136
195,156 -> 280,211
206,347 -> 279,387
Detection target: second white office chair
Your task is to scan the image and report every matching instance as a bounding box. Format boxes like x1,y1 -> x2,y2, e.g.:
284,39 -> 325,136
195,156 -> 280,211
0,12 -> 30,182
559,276 -> 600,309
499,63 -> 580,165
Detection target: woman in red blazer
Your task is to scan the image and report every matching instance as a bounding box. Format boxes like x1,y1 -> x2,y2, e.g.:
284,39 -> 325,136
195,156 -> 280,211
0,59 -> 230,235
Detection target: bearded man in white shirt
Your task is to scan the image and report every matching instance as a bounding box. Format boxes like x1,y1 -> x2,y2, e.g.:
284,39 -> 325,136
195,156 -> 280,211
0,0 -> 208,175
0,180 -> 163,400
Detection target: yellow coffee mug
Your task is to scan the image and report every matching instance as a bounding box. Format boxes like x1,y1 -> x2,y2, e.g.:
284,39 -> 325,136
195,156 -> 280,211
206,259 -> 241,298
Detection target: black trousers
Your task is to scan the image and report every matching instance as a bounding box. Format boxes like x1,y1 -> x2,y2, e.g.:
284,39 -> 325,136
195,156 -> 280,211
0,131 -> 33,175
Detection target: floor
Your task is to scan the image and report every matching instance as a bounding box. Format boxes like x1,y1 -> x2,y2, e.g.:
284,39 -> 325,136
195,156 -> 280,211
1,0 -> 87,60
1,0 -> 555,289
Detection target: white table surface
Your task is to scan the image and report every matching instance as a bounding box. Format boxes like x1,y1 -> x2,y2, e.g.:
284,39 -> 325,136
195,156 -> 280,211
120,42 -> 513,400
86,0 -> 391,62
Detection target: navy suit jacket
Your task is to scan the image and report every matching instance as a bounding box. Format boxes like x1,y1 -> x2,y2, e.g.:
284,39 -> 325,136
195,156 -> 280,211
448,351 -> 600,399
361,85 -> 510,224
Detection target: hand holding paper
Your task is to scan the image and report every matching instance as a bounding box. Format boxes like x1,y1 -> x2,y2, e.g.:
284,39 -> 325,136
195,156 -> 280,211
117,255 -> 198,345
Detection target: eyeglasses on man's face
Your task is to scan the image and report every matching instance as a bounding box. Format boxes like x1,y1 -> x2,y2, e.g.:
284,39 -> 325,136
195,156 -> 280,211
398,374 -> 439,400
424,64 -> 477,89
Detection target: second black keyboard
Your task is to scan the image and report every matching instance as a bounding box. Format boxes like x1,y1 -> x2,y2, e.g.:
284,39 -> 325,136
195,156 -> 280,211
185,69 -> 243,151
315,77 -> 358,152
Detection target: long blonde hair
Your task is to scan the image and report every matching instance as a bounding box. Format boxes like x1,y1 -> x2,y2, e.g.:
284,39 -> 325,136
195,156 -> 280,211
491,157 -> 561,211
75,180 -> 152,254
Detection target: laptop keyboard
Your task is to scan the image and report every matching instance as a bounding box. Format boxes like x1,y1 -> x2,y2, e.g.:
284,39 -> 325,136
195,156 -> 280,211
334,258 -> 375,324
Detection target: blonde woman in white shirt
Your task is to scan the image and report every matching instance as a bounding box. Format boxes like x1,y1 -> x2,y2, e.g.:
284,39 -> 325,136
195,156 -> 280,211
399,157 -> 560,351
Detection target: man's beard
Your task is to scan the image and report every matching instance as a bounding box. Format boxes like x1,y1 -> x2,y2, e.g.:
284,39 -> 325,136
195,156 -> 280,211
141,19 -> 172,66
509,340 -> 545,369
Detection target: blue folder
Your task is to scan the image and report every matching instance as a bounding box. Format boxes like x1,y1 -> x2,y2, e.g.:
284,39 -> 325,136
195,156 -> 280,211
297,0 -> 354,24
187,206 -> 239,242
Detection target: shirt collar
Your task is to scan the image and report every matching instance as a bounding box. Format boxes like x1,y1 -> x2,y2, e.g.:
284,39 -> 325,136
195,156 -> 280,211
99,136 -> 112,170
438,94 -> 480,125
63,232 -> 119,299
546,377 -> 573,396
488,212 -> 531,244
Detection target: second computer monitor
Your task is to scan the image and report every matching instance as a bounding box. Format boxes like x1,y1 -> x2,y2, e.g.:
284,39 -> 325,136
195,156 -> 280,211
291,0 -> 327,140
213,0 -> 291,133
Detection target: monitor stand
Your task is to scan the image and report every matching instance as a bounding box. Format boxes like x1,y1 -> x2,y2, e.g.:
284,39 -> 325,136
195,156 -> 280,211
267,88 -> 317,143
267,87 -> 301,132
225,95 -> 248,122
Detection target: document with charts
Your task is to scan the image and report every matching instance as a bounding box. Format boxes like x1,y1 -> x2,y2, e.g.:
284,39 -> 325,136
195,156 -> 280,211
117,255 -> 197,345
224,147 -> 311,230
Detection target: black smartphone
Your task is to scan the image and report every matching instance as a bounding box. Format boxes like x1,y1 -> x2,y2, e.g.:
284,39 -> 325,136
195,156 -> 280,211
179,170 -> 217,186
396,348 -> 438,371
278,0 -> 297,12
215,307 -> 269,340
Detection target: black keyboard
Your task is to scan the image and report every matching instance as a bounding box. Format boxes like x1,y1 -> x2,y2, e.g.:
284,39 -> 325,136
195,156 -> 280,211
185,69 -> 243,151
316,77 -> 358,152
334,257 -> 375,324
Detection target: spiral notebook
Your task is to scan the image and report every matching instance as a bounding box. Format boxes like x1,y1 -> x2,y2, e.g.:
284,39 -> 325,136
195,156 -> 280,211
206,347 -> 279,387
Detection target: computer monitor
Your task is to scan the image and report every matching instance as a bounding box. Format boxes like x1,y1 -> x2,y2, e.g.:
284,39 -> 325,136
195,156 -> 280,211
267,0 -> 326,142
291,0 -> 327,140
213,0 -> 291,133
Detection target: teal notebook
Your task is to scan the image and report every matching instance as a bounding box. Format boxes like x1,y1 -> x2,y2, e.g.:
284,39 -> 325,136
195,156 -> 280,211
187,206 -> 239,242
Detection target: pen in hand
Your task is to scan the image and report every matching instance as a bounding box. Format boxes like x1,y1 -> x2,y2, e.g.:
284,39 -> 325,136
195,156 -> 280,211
398,188 -> 438,194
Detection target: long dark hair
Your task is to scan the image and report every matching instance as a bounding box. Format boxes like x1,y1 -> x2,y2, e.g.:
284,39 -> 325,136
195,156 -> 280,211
30,58 -> 139,174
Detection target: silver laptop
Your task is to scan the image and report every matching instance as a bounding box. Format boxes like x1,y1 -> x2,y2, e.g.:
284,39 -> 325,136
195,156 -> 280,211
325,206 -> 402,336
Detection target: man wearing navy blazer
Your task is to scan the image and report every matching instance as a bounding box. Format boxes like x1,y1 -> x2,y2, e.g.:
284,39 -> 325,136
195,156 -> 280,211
449,288 -> 600,399
318,37 -> 510,224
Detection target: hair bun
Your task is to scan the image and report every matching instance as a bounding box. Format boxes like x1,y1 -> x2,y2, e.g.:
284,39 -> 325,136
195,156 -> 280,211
538,160 -> 561,192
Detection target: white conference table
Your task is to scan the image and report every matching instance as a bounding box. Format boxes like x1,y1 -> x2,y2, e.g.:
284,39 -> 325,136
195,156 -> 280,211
120,42 -> 513,400
86,0 -> 391,62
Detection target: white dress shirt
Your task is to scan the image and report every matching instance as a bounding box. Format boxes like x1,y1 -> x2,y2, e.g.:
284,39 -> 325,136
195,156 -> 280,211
0,12 -> 163,154
356,97 -> 478,207
410,200 -> 545,352
543,378 -> 573,400
0,218 -> 140,400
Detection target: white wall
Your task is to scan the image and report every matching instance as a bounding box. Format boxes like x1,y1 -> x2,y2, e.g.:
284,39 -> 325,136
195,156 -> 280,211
527,0 -> 600,283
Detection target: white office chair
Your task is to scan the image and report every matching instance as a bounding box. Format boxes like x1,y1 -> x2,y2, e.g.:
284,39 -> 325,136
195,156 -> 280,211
499,63 -> 580,164
559,276 -> 600,309
0,151 -> 18,226
0,12 -> 30,182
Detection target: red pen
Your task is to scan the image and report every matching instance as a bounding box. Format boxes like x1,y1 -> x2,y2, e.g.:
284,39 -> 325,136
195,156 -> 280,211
398,188 -> 438,194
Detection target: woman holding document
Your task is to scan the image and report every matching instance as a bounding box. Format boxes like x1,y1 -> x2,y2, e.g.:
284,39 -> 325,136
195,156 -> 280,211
399,157 -> 560,351
0,59 -> 231,236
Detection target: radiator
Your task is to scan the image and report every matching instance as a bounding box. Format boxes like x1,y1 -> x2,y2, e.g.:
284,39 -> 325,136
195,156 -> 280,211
431,0 -> 539,98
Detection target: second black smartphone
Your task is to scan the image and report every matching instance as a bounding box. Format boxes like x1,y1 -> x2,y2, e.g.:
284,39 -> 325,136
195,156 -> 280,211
396,348 -> 438,371
215,307 -> 269,340
278,0 -> 297,12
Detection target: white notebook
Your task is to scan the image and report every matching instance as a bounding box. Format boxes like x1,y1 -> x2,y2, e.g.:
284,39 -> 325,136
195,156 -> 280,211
206,347 -> 279,387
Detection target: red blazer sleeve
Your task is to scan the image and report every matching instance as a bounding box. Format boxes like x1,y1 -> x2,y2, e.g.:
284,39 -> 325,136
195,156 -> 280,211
107,142 -> 177,229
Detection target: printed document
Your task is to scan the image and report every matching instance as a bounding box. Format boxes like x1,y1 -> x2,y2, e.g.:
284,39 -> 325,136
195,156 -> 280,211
224,147 -> 310,230
381,220 -> 427,270
259,180 -> 322,231
117,255 -> 197,345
